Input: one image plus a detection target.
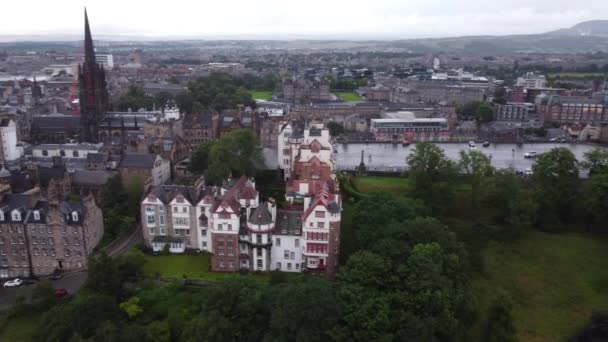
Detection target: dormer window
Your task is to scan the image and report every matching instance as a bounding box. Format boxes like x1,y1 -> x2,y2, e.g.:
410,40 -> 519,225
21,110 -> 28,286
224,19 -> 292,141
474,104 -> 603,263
0,211 -> 4,221
11,211 -> 20,221
71,211 -> 79,222
33,211 -> 40,221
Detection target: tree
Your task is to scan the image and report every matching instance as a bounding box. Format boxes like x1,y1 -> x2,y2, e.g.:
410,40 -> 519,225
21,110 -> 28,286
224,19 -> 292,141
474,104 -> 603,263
582,148 -> 608,175
267,279 -> 340,342
153,91 -> 174,109
326,121 -> 345,137
204,129 -> 264,183
532,148 -> 579,227
584,172 -> 608,227
116,86 -> 154,111
119,296 -> 143,319
485,292 -> 517,342
475,103 -> 495,122
126,175 -> 144,218
459,150 -> 494,206
488,170 -> 536,228
406,142 -> 457,213
86,253 -> 122,295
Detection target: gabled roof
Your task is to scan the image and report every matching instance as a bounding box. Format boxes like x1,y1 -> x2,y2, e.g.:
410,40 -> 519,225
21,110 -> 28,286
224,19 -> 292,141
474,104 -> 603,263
149,185 -> 201,205
121,153 -> 158,168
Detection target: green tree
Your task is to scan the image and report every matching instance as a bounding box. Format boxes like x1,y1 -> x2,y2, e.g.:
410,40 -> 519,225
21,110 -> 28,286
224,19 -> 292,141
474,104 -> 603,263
406,142 -> 457,213
459,149 -> 494,206
582,148 -> 608,175
116,86 -> 154,111
86,253 -> 122,295
475,103 -> 495,122
144,321 -> 170,342
488,170 -> 536,227
126,175 -> 144,218
153,91 -> 174,109
485,292 -> 517,342
119,296 -> 143,319
326,121 -> 345,137
206,129 -> 264,183
584,172 -> 608,227
532,147 -> 579,227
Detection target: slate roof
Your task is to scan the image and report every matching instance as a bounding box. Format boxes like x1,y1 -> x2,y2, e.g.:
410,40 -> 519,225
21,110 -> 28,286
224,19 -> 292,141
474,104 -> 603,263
37,166 -> 66,187
86,152 -> 106,164
32,115 -> 80,133
121,153 -> 157,168
59,201 -> 85,225
72,170 -> 117,186
249,203 -> 273,225
149,185 -> 202,205
275,209 -> 302,235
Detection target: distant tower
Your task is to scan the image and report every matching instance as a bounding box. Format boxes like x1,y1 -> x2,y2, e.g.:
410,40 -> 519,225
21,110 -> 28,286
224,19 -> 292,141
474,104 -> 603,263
78,8 -> 109,143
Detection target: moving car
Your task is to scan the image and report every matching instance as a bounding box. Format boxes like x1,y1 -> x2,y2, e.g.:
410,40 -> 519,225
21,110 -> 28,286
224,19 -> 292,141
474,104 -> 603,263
3,278 -> 23,288
482,141 -> 490,147
524,151 -> 538,158
402,140 -> 410,146
468,141 -> 476,148
54,288 -> 69,297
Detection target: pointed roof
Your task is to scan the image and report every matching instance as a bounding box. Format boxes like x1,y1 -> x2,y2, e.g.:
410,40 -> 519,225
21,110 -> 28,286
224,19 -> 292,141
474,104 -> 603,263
249,203 -> 273,225
84,8 -> 97,67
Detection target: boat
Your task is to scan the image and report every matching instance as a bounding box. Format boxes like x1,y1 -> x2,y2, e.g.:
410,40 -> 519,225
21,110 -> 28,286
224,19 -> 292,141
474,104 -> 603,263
402,140 -> 410,146
482,141 -> 490,147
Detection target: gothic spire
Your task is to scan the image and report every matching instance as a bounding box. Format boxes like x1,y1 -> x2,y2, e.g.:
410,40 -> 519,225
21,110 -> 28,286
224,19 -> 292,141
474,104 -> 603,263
84,8 -> 96,66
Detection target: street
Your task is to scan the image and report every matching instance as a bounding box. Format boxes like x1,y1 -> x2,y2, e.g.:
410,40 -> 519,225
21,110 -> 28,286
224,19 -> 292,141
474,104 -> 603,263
0,272 -> 88,313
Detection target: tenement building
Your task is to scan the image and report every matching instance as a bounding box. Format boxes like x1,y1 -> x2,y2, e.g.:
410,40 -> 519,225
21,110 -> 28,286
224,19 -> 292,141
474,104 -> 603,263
0,186 -> 104,279
140,123 -> 342,276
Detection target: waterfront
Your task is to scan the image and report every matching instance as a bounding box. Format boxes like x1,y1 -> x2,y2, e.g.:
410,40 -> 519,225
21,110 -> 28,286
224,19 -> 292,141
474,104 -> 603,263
335,142 -> 604,174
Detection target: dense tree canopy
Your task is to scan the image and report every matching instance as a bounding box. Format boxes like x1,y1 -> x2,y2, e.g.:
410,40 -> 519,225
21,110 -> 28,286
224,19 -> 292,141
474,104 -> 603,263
175,73 -> 256,113
459,150 -> 494,206
532,148 -> 580,227
190,129 -> 264,183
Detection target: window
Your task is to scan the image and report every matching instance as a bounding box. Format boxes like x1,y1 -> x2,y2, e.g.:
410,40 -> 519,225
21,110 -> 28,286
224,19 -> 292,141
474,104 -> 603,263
284,250 -> 290,259
173,207 -> 178,213
74,239 -> 80,246
49,238 -> 54,245
228,224 -> 232,231
257,249 -> 262,257
227,246 -> 233,256
276,238 -> 281,246
12,212 -> 20,221
277,262 -> 282,269
219,262 -> 225,268
73,150 -> 79,157
147,215 -> 155,225
291,252 -> 295,260
287,263 -> 292,270
71,212 -> 78,222
159,215 -> 165,225
203,241 -> 207,247
65,249 -> 71,257
146,206 -> 154,212
257,260 -> 263,269
60,150 -> 65,157
296,263 -> 300,270
182,207 -> 187,213
218,247 -> 224,256
317,222 -> 325,229
295,239 -> 299,247
41,238 -> 46,245
217,223 -> 223,231
256,234 -> 262,244
39,226 -> 44,234
42,150 -> 48,156
0,211 -> 4,221
32,237 -> 37,245
18,237 -> 24,245
173,217 -> 189,226
315,211 -> 325,218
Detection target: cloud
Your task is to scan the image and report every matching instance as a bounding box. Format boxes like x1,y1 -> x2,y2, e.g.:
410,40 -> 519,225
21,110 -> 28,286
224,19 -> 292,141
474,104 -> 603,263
2,0 -> 607,39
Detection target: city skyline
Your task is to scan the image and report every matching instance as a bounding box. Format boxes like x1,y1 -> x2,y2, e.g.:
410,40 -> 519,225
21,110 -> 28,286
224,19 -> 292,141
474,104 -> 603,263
1,0 -> 607,40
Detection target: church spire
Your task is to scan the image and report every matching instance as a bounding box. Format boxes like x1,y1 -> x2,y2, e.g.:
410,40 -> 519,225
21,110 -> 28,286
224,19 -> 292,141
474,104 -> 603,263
84,8 -> 96,66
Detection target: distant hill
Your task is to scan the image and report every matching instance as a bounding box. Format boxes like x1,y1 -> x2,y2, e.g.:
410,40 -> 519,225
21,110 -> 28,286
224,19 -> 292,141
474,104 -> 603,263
544,20 -> 608,37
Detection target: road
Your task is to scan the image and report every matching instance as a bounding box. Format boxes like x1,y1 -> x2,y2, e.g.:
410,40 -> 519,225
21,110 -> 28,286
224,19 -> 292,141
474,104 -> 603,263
336,142 -> 603,174
0,226 -> 142,313
0,272 -> 88,313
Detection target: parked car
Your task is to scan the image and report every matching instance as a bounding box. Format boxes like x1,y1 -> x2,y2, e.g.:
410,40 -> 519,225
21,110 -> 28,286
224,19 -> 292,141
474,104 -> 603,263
48,273 -> 63,281
54,288 -> 69,297
525,168 -> 533,176
3,278 -> 23,288
524,151 -> 538,158
22,278 -> 36,286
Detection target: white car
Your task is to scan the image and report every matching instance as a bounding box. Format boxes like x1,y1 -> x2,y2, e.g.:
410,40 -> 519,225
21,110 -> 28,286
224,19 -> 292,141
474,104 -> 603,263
524,151 -> 538,158
3,278 -> 23,288
525,168 -> 533,176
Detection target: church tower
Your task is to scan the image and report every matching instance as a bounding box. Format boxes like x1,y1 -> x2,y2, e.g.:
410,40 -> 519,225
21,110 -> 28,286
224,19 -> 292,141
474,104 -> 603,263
78,8 -> 109,143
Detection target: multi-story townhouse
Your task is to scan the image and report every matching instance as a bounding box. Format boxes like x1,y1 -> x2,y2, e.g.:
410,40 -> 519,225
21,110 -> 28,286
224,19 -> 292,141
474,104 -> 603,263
0,190 -> 103,279
270,209 -> 303,272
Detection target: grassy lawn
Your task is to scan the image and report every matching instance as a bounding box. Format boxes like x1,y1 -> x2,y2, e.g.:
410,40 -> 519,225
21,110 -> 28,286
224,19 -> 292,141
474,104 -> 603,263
0,313 -> 42,342
335,92 -> 362,102
142,253 -> 277,283
250,90 -> 273,101
470,231 -> 608,341
352,176 -> 411,195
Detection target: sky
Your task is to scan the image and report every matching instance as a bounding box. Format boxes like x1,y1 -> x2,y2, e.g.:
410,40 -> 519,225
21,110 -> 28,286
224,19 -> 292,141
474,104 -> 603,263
1,0 -> 607,39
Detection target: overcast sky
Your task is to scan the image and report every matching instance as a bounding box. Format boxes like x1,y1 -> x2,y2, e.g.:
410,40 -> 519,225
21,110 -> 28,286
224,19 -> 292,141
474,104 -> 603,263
2,0 -> 607,39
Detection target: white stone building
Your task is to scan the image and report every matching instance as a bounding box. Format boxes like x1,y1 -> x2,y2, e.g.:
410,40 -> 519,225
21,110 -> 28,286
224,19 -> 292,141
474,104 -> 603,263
0,119 -> 21,162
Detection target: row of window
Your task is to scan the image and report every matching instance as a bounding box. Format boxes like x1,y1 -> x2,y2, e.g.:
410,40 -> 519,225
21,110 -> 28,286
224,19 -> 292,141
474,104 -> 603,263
306,243 -> 328,254
216,246 -> 234,256
274,238 -> 300,247
306,232 -> 328,241
309,221 -> 325,228
276,262 -> 299,271
40,150 -> 82,157
283,250 -> 296,260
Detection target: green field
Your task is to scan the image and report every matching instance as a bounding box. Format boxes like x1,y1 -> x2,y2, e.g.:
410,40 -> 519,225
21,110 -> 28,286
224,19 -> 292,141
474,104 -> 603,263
471,232 -> 608,341
341,175 -> 608,341
249,90 -> 273,101
335,92 -> 362,102
142,253 -> 272,283
548,72 -> 608,79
